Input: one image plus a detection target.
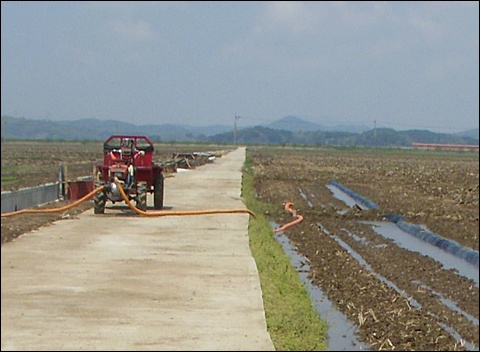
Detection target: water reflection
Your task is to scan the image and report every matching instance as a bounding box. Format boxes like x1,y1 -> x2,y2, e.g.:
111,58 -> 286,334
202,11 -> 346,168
271,222 -> 370,351
363,221 -> 479,286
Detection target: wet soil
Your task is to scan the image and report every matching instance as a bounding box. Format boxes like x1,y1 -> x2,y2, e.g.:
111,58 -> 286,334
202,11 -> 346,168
250,146 -> 479,351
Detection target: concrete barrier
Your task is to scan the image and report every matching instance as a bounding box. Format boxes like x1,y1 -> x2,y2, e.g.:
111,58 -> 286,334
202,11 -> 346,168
1,183 -> 61,213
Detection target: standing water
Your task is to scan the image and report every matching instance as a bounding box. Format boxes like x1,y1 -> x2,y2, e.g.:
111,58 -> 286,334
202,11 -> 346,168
272,221 -> 370,351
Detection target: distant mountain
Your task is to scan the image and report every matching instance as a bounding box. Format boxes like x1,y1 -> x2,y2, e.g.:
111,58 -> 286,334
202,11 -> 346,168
453,128 -> 479,141
0,116 -> 230,142
328,123 -> 371,134
265,115 -> 326,132
187,124 -> 233,136
1,115 -> 478,147
263,115 -> 370,133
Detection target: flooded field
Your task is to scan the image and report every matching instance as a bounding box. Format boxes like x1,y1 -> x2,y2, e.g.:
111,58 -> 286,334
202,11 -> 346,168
251,145 -> 478,351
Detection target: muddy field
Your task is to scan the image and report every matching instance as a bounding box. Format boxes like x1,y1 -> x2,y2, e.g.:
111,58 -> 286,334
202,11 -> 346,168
250,146 -> 479,351
0,140 -> 228,193
1,142 -> 479,351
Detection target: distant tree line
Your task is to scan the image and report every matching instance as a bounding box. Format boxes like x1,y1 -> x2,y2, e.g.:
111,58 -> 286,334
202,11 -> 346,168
207,126 -> 479,147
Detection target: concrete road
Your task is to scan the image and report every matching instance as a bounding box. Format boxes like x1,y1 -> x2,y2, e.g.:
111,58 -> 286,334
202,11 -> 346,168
1,147 -> 275,351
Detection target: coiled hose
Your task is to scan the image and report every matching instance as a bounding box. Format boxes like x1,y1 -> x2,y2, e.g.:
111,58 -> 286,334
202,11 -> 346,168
1,181 -> 256,219
275,201 -> 303,233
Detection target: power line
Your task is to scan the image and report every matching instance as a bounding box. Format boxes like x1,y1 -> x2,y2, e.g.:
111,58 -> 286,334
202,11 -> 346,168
234,115 -> 241,145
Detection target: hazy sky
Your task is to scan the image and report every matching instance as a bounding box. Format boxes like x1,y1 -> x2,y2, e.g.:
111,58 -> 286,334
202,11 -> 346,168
1,1 -> 479,133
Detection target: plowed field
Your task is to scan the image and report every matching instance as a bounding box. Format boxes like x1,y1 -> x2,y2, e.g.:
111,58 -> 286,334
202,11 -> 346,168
250,146 -> 478,351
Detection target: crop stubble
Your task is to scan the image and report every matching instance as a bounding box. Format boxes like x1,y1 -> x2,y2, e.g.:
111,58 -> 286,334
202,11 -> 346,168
251,146 -> 478,350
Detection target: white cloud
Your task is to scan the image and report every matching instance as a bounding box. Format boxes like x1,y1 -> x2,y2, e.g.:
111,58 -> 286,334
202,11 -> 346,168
407,12 -> 442,42
73,48 -> 98,66
424,54 -> 464,80
108,20 -> 154,42
331,1 -> 394,26
263,1 -> 313,33
371,38 -> 412,57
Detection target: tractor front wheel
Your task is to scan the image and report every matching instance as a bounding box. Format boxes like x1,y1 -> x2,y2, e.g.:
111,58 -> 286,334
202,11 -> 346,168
154,173 -> 164,210
136,182 -> 147,211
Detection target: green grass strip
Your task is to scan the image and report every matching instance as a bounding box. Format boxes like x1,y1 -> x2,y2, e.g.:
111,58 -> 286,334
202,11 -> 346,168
242,150 -> 328,351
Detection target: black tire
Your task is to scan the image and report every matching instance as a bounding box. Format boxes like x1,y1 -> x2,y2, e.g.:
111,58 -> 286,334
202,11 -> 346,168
136,181 -> 147,211
93,181 -> 106,214
154,173 -> 164,210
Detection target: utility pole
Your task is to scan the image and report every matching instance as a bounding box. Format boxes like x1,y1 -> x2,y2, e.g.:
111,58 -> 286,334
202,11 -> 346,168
234,115 -> 240,145
373,120 -> 377,149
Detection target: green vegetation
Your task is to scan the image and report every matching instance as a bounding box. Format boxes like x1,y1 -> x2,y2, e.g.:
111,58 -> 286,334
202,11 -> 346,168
1,165 -> 22,188
241,150 -> 329,351
1,175 -> 18,187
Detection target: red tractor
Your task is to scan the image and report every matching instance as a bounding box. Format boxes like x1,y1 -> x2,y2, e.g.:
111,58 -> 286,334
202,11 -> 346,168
93,135 -> 164,214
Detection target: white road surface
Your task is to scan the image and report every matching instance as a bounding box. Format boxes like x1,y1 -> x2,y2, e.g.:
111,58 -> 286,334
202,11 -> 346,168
1,147 -> 275,351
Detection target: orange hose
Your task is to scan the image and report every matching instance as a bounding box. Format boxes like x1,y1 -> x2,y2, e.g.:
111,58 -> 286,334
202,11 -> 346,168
275,201 -> 303,233
1,186 -> 105,218
114,180 -> 256,218
275,215 -> 304,233
1,182 -> 256,219
284,201 -> 296,216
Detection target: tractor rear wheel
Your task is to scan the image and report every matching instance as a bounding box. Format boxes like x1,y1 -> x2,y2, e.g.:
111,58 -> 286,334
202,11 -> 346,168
136,182 -> 147,211
154,173 -> 164,210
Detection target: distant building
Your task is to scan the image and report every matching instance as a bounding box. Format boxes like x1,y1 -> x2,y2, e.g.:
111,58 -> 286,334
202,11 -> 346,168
412,142 -> 479,151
